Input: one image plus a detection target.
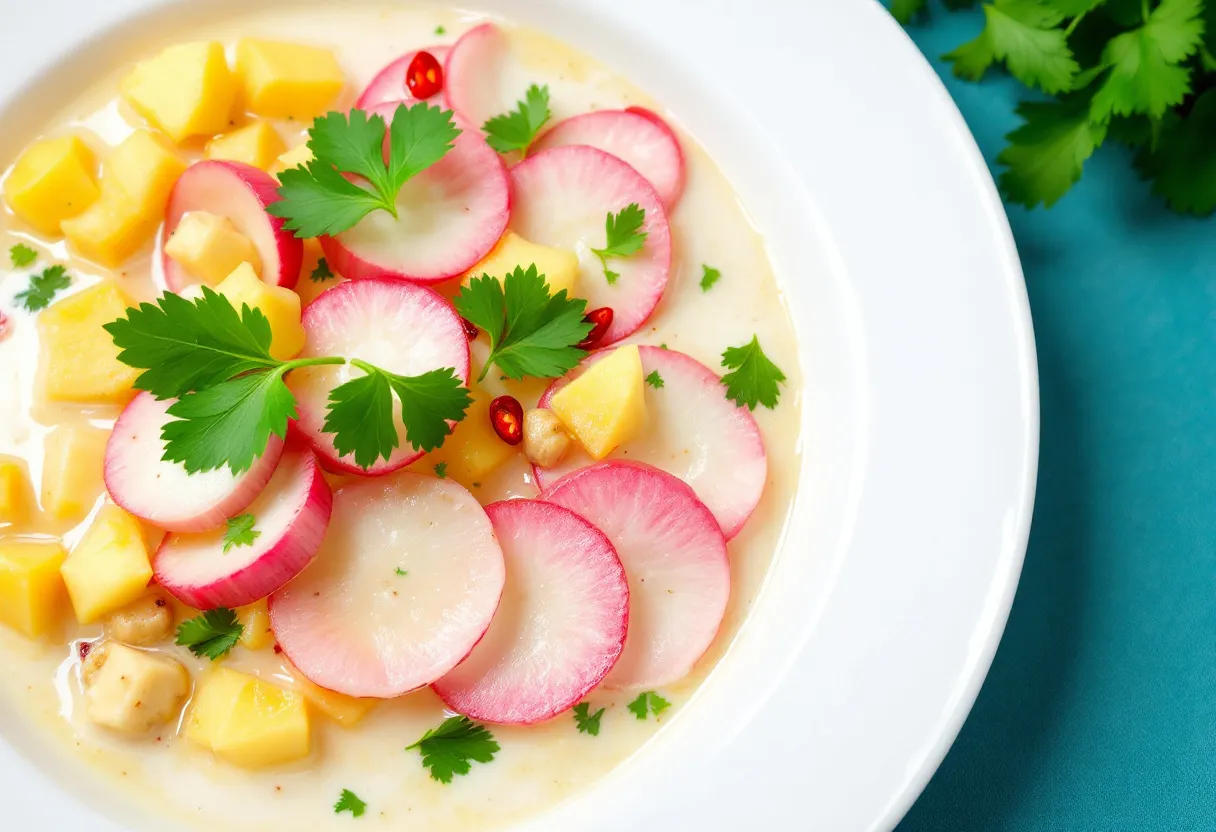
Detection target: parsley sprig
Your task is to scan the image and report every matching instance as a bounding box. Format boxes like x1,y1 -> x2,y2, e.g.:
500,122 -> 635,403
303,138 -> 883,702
15,265 -> 70,311
627,690 -> 671,720
9,243 -> 37,268
483,84 -> 551,154
573,702 -> 606,735
591,204 -> 648,284
721,335 -> 787,411
223,514 -> 261,553
407,716 -> 499,783
176,607 -> 243,660
334,789 -> 367,817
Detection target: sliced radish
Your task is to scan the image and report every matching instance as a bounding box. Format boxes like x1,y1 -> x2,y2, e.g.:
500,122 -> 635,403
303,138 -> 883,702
444,23 -> 513,132
543,461 -> 729,689
288,277 -> 470,475
536,346 -> 766,539
162,160 -> 302,291
104,392 -> 285,533
153,444 -> 332,610
532,108 -> 686,208
510,146 -> 671,344
319,103 -> 509,284
356,46 -> 451,110
432,499 -> 628,724
269,472 -> 505,698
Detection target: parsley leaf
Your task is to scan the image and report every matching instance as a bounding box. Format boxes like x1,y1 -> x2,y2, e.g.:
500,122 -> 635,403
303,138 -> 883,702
223,513 -> 261,553
997,95 -> 1108,209
334,789 -> 367,818
175,608 -> 243,660
9,243 -> 36,268
721,335 -> 787,411
573,702 -> 605,735
433,461 -> 447,478
269,104 -> 461,238
590,204 -> 648,284
700,265 -> 721,292
626,691 -> 671,720
943,0 -> 1078,94
395,566 -> 408,576
645,370 -> 664,389
1135,88 -> 1216,215
482,84 -> 551,154
435,24 -> 446,35
14,265 -> 71,311
311,258 -> 335,282
453,265 -> 592,382
406,716 -> 499,783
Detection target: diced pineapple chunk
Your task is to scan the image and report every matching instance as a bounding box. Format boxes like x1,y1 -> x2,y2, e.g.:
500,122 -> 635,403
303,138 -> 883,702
282,661 -> 376,727
61,504 -> 154,624
236,39 -> 345,120
39,281 -> 140,404
0,456 -> 33,526
419,389 -> 516,488
121,42 -> 236,143
216,262 -> 304,359
41,425 -> 109,521
187,668 -> 311,768
464,231 -> 580,297
164,211 -> 262,287
0,541 -> 67,638
84,643 -> 189,734
205,120 -> 287,171
549,344 -> 646,460
2,135 -> 99,235
60,190 -> 148,268
237,599 -> 274,650
269,143 -> 314,178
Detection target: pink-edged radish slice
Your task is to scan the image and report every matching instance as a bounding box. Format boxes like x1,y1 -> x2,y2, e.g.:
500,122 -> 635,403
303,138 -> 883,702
288,277 -> 470,476
153,444 -> 332,610
104,392 -> 285,533
162,160 -> 303,292
319,103 -> 509,284
432,499 -> 628,724
444,23 -> 513,133
536,346 -> 766,539
270,472 -> 505,698
532,108 -> 686,208
510,146 -> 671,344
356,46 -> 451,110
543,461 -> 729,689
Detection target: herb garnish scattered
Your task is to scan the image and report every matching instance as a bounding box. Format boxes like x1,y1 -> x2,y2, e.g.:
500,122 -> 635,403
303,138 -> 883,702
9,243 -> 36,268
15,265 -> 70,311
626,690 -> 671,720
591,204 -> 647,284
333,788 -> 367,817
310,258 -> 335,282
721,335 -> 787,411
482,84 -> 551,154
700,264 -> 721,291
407,716 -> 499,783
573,702 -> 605,735
645,370 -> 665,389
176,607 -> 243,660
223,513 -> 261,553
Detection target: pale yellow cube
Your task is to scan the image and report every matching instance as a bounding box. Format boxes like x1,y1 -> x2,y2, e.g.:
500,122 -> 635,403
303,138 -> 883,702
205,121 -> 287,170
0,541 -> 68,638
39,281 -> 140,404
0,456 -> 33,526
237,599 -> 274,650
187,668 -> 311,768
122,42 -> 236,143
165,211 -> 262,287
41,425 -> 109,522
84,643 -> 189,734
2,135 -> 99,235
236,39 -> 344,120
550,344 -> 646,460
465,231 -> 580,297
282,661 -> 375,727
417,389 -> 515,488
217,262 -> 304,359
270,143 -> 314,178
60,191 -> 149,268
61,504 -> 153,624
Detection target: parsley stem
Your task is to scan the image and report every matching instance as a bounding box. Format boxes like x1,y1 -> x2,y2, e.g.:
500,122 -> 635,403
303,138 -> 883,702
282,356 -> 347,373
1063,10 -> 1088,37
1141,0 -> 1149,23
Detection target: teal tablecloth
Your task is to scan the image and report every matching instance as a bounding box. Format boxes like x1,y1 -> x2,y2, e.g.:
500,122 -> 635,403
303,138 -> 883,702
892,4 -> 1216,831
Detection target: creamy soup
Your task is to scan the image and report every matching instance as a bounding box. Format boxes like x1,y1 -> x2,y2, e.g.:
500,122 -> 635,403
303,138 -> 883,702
0,4 -> 802,829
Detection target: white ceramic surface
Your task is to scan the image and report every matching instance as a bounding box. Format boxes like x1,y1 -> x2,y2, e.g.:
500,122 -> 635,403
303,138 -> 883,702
0,1 -> 1038,830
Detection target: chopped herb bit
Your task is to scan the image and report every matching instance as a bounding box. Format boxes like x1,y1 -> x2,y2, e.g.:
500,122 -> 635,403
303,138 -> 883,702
334,788 -> 367,817
435,24 -> 446,34
659,342 -> 668,349
9,243 -> 36,268
644,370 -> 664,389
472,481 -> 481,488
223,513 -> 261,553
721,335 -> 786,411
14,265 -> 70,311
310,258 -> 335,282
395,567 -> 408,577
482,84 -> 551,154
700,264 -> 721,291
407,715 -> 499,783
627,690 -> 671,720
433,462 -> 448,478
573,702 -> 605,736
175,607 -> 243,660
590,204 -> 647,284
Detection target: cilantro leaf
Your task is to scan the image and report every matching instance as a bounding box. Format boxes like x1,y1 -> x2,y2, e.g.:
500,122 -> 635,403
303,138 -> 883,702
626,691 -> 671,720
175,608 -> 243,660
334,789 -> 367,818
14,265 -> 70,311
9,243 -> 36,268
406,716 -> 499,783
395,566 -> 408,576
700,264 -> 721,292
943,0 -> 1078,93
721,335 -> 787,411
997,95 -> 1107,208
435,25 -> 446,35
645,370 -> 664,389
453,266 -> 592,382
433,462 -> 447,478
269,104 -> 461,238
1135,88 -> 1216,215
223,513 -> 261,553
311,258 -> 335,282
482,84 -> 551,154
590,205 -> 648,284
573,702 -> 605,735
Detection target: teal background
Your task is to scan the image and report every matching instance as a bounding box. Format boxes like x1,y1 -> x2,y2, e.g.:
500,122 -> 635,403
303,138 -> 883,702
891,3 -> 1216,830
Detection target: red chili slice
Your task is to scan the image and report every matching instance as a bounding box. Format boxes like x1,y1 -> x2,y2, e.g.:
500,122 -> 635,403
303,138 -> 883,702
406,51 -> 444,100
489,395 -> 524,446
577,307 -> 614,349
460,316 -> 479,341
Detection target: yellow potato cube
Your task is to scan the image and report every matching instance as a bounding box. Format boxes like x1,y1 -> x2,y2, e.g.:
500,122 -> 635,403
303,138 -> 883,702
236,39 -> 345,120
0,541 -> 68,638
549,344 -> 646,460
39,281 -> 140,404
270,143 -> 314,178
60,190 -> 150,268
2,135 -> 99,235
216,262 -> 304,360
0,456 -> 33,526
121,42 -> 236,143
419,389 -> 516,488
282,661 -> 376,727
187,668 -> 311,768
465,231 -> 580,297
164,211 -> 262,287
237,599 -> 274,650
205,120 -> 287,171
41,425 -> 109,522
61,504 -> 154,624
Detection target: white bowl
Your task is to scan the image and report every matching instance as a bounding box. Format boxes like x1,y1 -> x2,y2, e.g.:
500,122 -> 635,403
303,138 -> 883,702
0,1 -> 1037,829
